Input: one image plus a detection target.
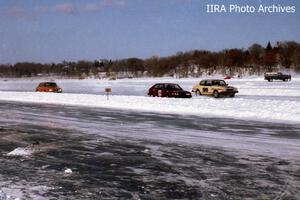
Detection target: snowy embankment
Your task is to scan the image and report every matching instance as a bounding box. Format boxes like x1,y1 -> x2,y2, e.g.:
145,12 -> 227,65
0,91 -> 299,123
1,77 -> 300,97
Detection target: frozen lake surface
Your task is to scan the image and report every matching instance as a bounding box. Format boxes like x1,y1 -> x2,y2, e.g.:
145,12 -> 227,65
0,102 -> 299,199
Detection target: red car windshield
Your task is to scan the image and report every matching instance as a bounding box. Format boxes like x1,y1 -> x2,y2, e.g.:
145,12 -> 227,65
166,84 -> 182,90
43,82 -> 58,87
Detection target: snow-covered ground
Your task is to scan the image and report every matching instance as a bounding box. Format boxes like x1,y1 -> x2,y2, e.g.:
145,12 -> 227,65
1,76 -> 300,97
0,77 -> 299,123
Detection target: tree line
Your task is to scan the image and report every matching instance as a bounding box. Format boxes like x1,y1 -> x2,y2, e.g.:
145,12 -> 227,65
0,41 -> 299,78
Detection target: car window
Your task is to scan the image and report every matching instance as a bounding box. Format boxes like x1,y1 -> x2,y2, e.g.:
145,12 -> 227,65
205,80 -> 212,86
219,80 -> 226,86
44,82 -> 57,87
166,84 -> 182,90
212,80 -> 226,86
154,84 -> 164,89
200,81 -> 205,85
212,80 -> 218,86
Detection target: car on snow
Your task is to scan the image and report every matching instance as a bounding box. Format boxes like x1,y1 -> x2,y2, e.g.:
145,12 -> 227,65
224,75 -> 232,80
264,72 -> 291,82
148,83 -> 192,98
192,79 -> 238,98
36,82 -> 62,93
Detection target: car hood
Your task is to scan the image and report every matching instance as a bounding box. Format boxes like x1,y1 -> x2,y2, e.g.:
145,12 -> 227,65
226,86 -> 238,90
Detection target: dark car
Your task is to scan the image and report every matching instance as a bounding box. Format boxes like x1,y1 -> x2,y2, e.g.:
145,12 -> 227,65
264,72 -> 291,82
148,83 -> 192,98
36,82 -> 62,93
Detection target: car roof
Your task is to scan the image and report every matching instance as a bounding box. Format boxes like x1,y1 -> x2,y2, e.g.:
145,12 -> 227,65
40,82 -> 57,84
200,79 -> 225,81
154,83 -> 179,85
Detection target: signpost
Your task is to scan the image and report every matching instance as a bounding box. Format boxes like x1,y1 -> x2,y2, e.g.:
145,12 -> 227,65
105,88 -> 112,100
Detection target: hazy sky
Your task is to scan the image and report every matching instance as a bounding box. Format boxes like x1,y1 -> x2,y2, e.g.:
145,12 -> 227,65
0,0 -> 299,63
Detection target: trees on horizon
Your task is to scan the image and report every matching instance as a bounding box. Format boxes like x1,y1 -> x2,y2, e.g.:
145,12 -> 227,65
0,40 -> 300,78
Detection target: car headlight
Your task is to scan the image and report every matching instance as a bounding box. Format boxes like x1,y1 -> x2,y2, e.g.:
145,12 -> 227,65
49,89 -> 53,92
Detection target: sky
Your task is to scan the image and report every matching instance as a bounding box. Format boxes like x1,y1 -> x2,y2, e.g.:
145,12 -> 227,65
0,0 -> 299,64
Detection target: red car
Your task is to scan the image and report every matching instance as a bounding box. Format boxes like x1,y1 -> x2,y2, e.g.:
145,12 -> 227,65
148,83 -> 192,98
224,75 -> 232,80
36,82 -> 62,93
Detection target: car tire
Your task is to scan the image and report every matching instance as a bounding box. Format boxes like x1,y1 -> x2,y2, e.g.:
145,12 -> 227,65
213,90 -> 219,98
196,90 -> 201,96
229,93 -> 235,98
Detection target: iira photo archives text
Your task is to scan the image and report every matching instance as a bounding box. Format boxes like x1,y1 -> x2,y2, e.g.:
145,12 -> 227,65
206,4 -> 296,14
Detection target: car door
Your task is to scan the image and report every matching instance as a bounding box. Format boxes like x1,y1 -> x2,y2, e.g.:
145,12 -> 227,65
158,84 -> 165,97
202,80 -> 211,94
153,84 -> 164,97
210,80 -> 218,93
152,84 -> 160,96
198,81 -> 205,93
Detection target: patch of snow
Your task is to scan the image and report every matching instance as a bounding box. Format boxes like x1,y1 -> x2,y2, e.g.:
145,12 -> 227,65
64,168 -> 72,174
0,183 -> 51,200
7,147 -> 33,156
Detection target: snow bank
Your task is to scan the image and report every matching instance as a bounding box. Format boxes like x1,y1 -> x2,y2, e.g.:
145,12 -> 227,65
1,77 -> 300,98
0,91 -> 299,123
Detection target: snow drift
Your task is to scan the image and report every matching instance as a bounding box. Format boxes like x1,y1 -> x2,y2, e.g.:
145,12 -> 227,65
0,91 -> 299,123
